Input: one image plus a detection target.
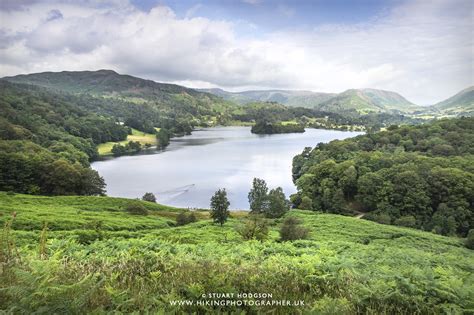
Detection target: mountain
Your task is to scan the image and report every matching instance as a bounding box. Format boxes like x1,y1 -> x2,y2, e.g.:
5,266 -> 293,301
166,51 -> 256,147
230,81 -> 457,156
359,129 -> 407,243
2,70 -> 238,132
5,69 -> 210,99
429,86 -> 474,116
198,88 -> 336,107
201,87 -> 421,114
313,88 -> 421,114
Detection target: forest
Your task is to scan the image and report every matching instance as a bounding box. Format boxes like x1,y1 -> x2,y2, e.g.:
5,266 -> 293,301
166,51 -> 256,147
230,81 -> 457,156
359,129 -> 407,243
292,117 -> 474,236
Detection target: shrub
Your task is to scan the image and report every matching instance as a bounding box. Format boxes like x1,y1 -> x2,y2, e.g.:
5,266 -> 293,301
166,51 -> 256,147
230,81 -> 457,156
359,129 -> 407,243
299,196 -> 313,210
176,211 -> 197,226
466,229 -> 474,249
142,192 -> 156,203
236,215 -> 269,241
280,217 -> 309,241
125,203 -> 148,215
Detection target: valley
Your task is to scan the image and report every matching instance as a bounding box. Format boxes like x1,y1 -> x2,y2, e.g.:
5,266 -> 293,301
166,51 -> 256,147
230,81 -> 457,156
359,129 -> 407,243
1,70 -> 473,313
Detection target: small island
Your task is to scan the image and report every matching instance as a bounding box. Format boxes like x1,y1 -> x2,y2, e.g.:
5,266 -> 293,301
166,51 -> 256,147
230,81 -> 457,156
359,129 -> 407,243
251,120 -> 305,134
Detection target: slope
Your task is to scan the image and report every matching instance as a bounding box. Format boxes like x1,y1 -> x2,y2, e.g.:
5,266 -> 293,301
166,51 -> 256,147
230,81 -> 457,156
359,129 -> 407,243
0,192 -> 472,313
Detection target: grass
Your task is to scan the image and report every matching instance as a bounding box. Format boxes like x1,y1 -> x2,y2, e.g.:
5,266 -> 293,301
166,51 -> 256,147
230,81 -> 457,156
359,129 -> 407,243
96,128 -> 157,156
1,192 -> 472,313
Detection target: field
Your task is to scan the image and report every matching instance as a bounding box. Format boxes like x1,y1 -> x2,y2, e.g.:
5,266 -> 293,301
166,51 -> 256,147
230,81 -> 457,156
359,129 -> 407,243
96,128 -> 157,156
1,192 -> 473,313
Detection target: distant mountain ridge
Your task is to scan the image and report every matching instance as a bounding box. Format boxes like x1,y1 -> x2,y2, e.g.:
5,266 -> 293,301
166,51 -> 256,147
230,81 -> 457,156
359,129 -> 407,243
198,88 -> 336,108
200,87 -> 421,114
3,70 -> 472,117
4,69 -> 215,100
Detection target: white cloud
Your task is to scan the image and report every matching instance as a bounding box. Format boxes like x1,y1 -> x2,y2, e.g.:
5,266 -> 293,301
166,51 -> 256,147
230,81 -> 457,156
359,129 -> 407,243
0,0 -> 472,104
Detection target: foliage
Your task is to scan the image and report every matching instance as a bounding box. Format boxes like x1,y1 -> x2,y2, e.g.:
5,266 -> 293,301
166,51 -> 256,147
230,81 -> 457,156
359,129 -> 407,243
156,128 -> 171,149
292,117 -> 474,236
248,178 -> 269,214
111,141 -> 142,157
125,202 -> 149,215
248,178 -> 290,218
0,193 -> 473,313
0,141 -> 106,196
251,120 -> 305,134
279,217 -> 309,241
176,211 -> 198,226
265,187 -> 291,218
141,192 -> 157,203
235,215 -> 269,241
210,189 -> 230,226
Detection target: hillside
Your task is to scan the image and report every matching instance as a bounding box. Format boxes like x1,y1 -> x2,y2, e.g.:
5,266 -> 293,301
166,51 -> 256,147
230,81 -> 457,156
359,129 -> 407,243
292,117 -> 474,236
315,88 -> 421,114
430,86 -> 474,117
5,69 -> 217,101
1,192 -> 472,313
199,88 -> 336,107
202,87 -> 422,114
3,70 -> 236,131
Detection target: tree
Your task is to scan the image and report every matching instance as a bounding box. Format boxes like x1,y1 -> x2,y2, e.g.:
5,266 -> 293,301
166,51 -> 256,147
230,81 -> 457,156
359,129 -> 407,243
210,188 -> 230,226
142,192 -> 156,203
280,217 -> 309,241
157,128 -> 171,149
248,178 -> 268,214
265,187 -> 290,218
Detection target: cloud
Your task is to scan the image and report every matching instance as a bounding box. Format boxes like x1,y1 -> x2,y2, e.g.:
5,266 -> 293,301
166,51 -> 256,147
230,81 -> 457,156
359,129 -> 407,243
0,0 -> 472,104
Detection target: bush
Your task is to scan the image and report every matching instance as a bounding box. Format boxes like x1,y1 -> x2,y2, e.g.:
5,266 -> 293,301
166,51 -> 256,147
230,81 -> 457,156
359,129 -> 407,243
299,196 -> 313,210
466,229 -> 474,249
176,211 -> 197,226
280,217 -> 309,241
236,215 -> 269,241
142,192 -> 156,203
125,203 -> 148,215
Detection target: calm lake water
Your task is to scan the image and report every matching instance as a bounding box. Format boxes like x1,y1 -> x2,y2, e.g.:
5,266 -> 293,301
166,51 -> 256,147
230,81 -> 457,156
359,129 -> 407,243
92,127 -> 362,209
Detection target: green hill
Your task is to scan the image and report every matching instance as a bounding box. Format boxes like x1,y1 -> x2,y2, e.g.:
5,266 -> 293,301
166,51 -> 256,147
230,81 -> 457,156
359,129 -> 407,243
1,192 -> 472,313
430,86 -> 474,117
201,87 -> 422,114
2,70 -> 236,129
316,88 -> 421,114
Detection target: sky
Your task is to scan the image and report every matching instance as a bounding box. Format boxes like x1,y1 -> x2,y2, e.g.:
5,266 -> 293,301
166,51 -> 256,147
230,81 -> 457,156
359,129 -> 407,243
0,0 -> 472,104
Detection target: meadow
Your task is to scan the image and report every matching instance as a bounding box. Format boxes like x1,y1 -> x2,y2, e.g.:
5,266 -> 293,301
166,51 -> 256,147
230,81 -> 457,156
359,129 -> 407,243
96,128 -> 157,156
1,192 -> 472,314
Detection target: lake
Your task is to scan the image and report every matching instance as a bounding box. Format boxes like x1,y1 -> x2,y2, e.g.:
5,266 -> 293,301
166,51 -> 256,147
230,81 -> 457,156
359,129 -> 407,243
92,127 -> 362,209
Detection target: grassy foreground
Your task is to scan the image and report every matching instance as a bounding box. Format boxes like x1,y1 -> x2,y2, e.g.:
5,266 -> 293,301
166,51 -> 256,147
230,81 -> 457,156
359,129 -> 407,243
0,192 -> 473,314
96,128 -> 157,156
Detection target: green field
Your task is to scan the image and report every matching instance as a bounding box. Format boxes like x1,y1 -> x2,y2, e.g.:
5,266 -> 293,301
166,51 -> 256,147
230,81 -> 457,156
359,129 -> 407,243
1,192 -> 472,313
96,128 -> 157,156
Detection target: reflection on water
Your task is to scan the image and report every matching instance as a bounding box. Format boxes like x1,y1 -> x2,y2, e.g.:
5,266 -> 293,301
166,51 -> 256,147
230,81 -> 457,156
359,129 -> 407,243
92,127 -> 362,209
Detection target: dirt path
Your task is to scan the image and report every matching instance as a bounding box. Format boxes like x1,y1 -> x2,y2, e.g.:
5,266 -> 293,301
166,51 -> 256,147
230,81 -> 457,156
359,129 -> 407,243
355,213 -> 365,219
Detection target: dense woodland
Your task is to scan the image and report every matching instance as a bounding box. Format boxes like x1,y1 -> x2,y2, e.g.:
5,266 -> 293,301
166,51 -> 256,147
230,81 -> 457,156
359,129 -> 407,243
251,120 -> 305,134
292,117 -> 474,236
